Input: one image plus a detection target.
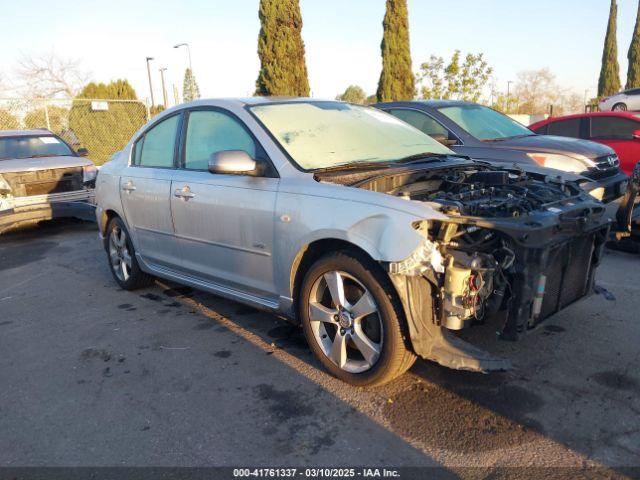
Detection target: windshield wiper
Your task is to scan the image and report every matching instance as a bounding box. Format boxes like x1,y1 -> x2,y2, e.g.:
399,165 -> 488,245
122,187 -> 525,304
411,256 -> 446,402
395,152 -> 469,165
313,161 -> 394,173
314,152 -> 460,173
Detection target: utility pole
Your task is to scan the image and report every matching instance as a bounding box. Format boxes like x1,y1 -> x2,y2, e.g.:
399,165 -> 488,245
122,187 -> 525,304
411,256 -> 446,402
146,57 -> 155,107
506,80 -> 514,113
173,84 -> 180,105
159,67 -> 168,108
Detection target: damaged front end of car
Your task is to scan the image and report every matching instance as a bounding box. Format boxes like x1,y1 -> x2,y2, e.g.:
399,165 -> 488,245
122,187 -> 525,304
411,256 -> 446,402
348,163 -> 611,372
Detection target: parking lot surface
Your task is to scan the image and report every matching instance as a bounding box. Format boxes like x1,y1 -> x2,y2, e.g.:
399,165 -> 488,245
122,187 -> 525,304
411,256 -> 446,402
1,220 -> 639,477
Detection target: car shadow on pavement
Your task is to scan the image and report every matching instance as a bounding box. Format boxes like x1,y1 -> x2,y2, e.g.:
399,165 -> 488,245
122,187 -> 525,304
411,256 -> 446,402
152,281 -> 634,477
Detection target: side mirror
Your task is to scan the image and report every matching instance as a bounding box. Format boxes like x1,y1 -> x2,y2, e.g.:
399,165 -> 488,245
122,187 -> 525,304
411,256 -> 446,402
633,129 -> 640,140
208,150 -> 257,175
77,147 -> 89,157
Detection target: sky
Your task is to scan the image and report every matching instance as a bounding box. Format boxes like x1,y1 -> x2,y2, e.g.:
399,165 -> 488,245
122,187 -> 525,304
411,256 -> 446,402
0,0 -> 638,104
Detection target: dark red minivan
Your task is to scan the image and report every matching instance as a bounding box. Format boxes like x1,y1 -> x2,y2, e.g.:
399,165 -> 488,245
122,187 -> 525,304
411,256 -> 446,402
530,112 -> 640,176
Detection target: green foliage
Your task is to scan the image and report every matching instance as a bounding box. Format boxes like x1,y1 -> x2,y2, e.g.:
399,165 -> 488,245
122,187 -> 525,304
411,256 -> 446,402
150,105 -> 166,117
598,0 -> 621,97
75,79 -> 138,100
627,0 -> 640,89
365,94 -> 378,105
24,105 -> 69,134
255,0 -> 310,96
336,85 -> 367,104
418,50 -> 493,102
376,0 -> 415,102
0,110 -> 20,130
183,68 -> 201,102
68,80 -> 147,165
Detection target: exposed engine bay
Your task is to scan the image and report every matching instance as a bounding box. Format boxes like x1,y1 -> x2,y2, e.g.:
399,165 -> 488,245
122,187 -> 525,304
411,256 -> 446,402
316,162 -> 611,370
353,164 -> 583,218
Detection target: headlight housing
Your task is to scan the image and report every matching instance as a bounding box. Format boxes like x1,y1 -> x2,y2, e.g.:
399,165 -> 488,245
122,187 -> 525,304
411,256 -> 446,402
83,165 -> 98,184
527,153 -> 594,173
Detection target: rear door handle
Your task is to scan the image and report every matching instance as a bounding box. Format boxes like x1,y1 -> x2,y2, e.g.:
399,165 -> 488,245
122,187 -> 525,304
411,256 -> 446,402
122,181 -> 136,193
174,186 -> 195,201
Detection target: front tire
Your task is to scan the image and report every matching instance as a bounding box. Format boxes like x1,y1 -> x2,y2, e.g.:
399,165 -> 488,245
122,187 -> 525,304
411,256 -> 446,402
106,217 -> 154,290
299,251 -> 416,387
612,103 -> 628,112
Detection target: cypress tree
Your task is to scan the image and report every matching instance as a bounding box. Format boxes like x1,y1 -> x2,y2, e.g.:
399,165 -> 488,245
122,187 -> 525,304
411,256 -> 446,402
183,68 -> 201,102
376,0 -> 415,102
598,0 -> 621,97
255,0 -> 310,96
627,0 -> 640,89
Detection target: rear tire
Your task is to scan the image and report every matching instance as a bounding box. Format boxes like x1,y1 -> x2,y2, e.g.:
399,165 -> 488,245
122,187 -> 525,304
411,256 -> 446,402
299,250 -> 416,387
612,103 -> 628,112
106,217 -> 154,290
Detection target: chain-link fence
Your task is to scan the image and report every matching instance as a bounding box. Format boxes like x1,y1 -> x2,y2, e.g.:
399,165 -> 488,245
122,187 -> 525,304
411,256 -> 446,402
0,98 -> 151,165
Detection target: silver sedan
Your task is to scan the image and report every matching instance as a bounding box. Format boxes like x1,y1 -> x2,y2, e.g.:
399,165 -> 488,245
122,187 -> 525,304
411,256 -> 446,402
96,98 -> 612,386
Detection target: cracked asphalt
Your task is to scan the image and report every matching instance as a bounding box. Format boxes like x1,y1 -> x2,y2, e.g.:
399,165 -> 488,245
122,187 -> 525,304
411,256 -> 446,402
0,219 -> 639,478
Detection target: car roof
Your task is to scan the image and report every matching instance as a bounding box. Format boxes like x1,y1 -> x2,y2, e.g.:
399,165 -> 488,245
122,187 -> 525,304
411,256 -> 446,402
0,129 -> 53,138
179,97 -> 335,108
375,99 -> 477,109
530,111 -> 640,127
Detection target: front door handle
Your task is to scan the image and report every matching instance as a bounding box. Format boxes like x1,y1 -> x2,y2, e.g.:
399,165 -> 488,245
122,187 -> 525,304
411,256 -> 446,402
174,186 -> 195,201
122,181 -> 136,193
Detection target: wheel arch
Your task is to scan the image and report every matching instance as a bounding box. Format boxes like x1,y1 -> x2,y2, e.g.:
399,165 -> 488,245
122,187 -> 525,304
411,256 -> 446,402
100,209 -> 123,248
288,238 -> 404,325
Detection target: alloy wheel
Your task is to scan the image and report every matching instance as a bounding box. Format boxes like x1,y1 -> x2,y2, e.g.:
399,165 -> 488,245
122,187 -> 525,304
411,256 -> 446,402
109,225 -> 132,283
308,270 -> 383,373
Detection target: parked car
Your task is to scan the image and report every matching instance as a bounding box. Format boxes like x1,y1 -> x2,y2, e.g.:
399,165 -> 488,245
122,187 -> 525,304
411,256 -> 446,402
0,129 -> 97,234
375,100 -> 628,205
96,99 -> 627,387
598,88 -> 640,112
530,111 -> 640,176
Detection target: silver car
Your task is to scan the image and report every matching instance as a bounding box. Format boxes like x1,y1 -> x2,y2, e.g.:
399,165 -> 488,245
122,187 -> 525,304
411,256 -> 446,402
599,88 -> 640,112
0,129 -> 97,234
96,98 -> 612,386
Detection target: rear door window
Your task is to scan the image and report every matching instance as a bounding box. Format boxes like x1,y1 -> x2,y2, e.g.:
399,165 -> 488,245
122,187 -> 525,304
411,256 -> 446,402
547,118 -> 581,138
136,114 -> 180,168
590,117 -> 638,139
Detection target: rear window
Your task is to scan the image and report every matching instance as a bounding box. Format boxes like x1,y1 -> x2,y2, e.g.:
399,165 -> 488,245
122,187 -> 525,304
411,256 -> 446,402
0,135 -> 74,160
590,117 -> 639,139
547,118 -> 581,138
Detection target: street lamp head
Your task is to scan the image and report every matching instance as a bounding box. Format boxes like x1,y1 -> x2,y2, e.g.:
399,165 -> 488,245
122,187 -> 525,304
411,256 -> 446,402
146,57 -> 154,62
174,43 -> 187,48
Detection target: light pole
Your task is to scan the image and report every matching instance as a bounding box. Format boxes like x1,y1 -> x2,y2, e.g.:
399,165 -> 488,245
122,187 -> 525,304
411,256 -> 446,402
506,80 -> 514,113
159,67 -> 168,108
174,43 -> 193,72
146,57 -> 155,107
